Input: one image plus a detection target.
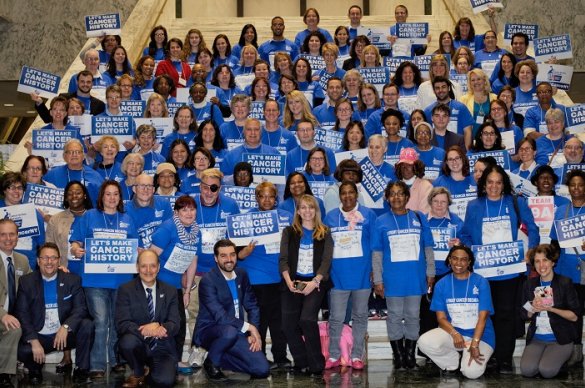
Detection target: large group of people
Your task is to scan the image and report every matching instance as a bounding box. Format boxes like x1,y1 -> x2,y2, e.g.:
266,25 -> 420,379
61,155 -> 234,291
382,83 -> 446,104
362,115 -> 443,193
1,2 -> 582,387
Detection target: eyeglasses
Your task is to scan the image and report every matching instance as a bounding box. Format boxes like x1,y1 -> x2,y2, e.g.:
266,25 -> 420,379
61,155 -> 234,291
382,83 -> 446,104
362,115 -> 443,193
66,150 -> 83,155
257,194 -> 276,200
388,192 -> 406,198
447,156 -> 461,163
39,256 -> 59,262
135,184 -> 154,190
7,185 -> 24,191
482,132 -> 497,137
26,166 -> 43,172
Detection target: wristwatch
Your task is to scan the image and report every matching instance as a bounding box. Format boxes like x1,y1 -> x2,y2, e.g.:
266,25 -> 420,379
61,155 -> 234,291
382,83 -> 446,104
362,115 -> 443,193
62,324 -> 70,331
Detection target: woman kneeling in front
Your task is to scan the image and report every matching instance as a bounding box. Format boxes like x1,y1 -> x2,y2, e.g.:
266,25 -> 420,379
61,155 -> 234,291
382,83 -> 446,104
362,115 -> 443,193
520,244 -> 579,378
418,245 -> 494,379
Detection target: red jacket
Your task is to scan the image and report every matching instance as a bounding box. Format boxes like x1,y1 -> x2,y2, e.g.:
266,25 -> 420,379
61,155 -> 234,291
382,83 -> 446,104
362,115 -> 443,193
155,59 -> 192,96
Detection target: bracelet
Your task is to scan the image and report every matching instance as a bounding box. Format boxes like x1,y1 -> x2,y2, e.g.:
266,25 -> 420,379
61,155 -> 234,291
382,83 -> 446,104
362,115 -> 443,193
470,345 -> 479,349
472,338 -> 480,343
313,277 -> 320,285
450,330 -> 459,337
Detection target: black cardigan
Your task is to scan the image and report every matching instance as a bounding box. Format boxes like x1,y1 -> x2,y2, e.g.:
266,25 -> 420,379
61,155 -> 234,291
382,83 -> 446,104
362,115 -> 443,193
279,225 -> 333,284
521,274 -> 579,345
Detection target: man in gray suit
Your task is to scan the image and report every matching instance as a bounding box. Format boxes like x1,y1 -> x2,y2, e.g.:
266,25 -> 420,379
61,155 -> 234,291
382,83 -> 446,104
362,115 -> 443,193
0,219 -> 31,387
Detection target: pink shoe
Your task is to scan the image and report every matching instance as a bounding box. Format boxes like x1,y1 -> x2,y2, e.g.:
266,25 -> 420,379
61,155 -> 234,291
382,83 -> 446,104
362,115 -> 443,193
351,359 -> 365,370
325,358 -> 341,369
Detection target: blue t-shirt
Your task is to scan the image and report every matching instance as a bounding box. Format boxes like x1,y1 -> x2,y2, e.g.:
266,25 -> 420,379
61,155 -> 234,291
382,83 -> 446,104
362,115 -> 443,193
416,146 -> 445,181
372,210 -> 434,296
125,197 -> 173,248
324,205 -> 376,290
151,217 -> 200,288
69,209 -> 137,288
238,208 -> 293,285
297,227 -> 316,277
431,272 -> 496,347
427,213 -> 464,275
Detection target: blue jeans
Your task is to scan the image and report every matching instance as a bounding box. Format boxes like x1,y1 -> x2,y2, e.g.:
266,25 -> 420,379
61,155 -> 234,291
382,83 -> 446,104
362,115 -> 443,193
328,288 -> 370,360
85,287 -> 118,371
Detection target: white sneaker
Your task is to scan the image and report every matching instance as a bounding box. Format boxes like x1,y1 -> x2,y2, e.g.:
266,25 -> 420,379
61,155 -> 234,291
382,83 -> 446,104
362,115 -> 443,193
188,346 -> 207,368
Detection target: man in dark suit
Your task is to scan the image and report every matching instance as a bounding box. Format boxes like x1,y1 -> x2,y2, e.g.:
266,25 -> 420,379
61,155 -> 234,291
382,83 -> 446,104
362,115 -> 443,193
194,239 -> 270,380
15,242 -> 94,385
430,103 -> 467,151
115,249 -> 179,388
34,70 -> 106,120
0,219 -> 31,388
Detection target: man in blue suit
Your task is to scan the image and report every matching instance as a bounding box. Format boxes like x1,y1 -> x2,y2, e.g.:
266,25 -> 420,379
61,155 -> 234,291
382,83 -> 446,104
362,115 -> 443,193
15,242 -> 94,385
194,239 -> 270,380
115,249 -> 180,388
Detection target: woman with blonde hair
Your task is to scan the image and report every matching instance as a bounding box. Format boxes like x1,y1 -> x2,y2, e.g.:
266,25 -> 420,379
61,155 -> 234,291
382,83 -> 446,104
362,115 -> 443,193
280,194 -> 333,376
284,90 -> 319,131
144,92 -> 169,118
459,68 -> 496,144
359,45 -> 381,68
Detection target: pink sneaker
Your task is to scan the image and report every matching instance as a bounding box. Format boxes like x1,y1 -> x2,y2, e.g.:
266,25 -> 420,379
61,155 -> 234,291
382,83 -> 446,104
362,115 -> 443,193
351,359 -> 365,370
325,358 -> 341,369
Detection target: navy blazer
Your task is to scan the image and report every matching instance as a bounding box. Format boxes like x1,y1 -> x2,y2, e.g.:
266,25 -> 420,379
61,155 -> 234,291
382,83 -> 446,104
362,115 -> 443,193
193,266 -> 259,347
521,274 -> 579,345
15,270 -> 89,342
115,277 -> 180,339
431,130 -> 466,152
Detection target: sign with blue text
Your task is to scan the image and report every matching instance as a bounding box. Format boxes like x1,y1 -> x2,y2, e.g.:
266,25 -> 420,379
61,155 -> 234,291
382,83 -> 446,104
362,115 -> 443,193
84,238 -> 138,273
503,24 -> 538,46
226,210 -> 280,246
0,204 -> 40,238
221,186 -> 257,213
243,154 -> 286,184
17,66 -> 61,99
472,241 -> 526,278
23,184 -> 65,216
469,0 -> 503,14
554,214 -> 585,249
534,34 -> 573,62
85,13 -> 121,37
32,129 -> 78,160
395,23 -> 429,45
91,115 -> 134,147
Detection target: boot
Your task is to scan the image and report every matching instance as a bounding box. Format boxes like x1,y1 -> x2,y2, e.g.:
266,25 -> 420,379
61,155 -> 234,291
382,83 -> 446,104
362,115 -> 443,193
404,339 -> 417,369
568,344 -> 584,367
390,339 -> 405,370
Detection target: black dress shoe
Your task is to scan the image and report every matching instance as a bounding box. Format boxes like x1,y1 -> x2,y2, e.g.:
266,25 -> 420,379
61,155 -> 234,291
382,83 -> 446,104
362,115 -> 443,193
203,358 -> 226,380
498,361 -> 514,374
0,374 -> 14,388
56,361 -> 73,374
277,360 -> 292,369
29,370 -> 43,385
73,368 -> 92,384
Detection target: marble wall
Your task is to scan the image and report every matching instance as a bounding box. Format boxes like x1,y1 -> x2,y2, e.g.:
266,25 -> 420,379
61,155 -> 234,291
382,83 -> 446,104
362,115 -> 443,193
0,0 -> 138,80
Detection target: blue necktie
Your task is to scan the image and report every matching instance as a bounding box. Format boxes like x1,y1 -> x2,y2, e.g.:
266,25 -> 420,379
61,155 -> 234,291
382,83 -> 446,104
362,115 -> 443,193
146,288 -> 155,322
6,257 -> 15,314
146,288 -> 157,350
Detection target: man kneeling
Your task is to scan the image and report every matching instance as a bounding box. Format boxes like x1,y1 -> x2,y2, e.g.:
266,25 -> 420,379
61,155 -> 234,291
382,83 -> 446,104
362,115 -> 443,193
194,239 -> 270,380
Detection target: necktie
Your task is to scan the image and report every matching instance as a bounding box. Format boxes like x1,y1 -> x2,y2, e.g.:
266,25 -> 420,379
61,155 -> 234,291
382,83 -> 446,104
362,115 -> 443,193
146,288 -> 155,322
6,257 -> 16,314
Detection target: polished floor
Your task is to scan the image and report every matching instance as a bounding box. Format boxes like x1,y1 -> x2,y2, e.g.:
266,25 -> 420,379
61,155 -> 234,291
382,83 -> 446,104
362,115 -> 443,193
9,358 -> 585,387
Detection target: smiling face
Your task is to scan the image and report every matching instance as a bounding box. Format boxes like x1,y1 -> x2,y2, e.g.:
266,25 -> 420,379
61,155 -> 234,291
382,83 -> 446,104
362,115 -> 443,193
100,138 -> 119,163
193,151 -> 210,172
568,175 -> 585,204
308,36 -> 321,54
368,137 -> 386,164
387,185 -> 408,212
448,248 -> 471,277
0,222 -> 18,255
339,184 -> 358,212
37,247 -> 60,278
297,198 -> 316,224
480,126 -> 497,149
485,171 -> 504,200
535,171 -> 555,195
308,150 -> 326,174
24,158 -> 44,184
518,65 -> 534,84
148,99 -> 164,117
200,175 -> 221,205
346,125 -> 363,148
289,174 -> 307,197
189,32 -> 201,48
137,250 -> 160,287
295,60 -> 309,80
215,245 -> 237,273
171,144 -> 189,167
256,187 -> 277,211
66,183 -> 86,211
50,101 -> 67,124
360,87 -> 376,107
176,205 -> 196,226
113,47 -> 126,65
383,115 -> 401,137
446,150 -> 463,174
336,101 -> 353,122
215,37 -> 228,55
431,193 -> 449,218
102,183 -> 121,212
201,123 -> 216,145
